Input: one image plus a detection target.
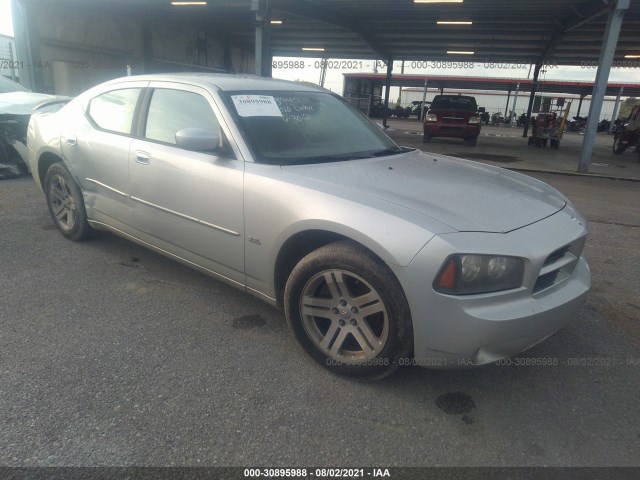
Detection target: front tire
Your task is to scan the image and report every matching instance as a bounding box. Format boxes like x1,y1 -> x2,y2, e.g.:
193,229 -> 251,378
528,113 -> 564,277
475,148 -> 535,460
613,135 -> 625,154
44,162 -> 94,241
423,132 -> 432,143
284,241 -> 413,380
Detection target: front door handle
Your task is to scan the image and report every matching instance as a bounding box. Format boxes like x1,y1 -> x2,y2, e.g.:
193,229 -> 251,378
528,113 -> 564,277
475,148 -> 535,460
135,151 -> 150,165
62,134 -> 77,146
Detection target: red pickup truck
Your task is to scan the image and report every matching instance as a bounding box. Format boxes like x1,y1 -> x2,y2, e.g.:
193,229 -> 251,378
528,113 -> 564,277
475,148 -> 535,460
423,94 -> 482,146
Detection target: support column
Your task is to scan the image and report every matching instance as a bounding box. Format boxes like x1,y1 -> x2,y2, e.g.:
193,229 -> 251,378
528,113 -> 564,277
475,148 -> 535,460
504,89 -> 511,117
252,0 -> 272,77
11,0 -> 41,90
419,78 -> 428,122
439,87 -> 444,95
578,0 -> 629,173
382,60 -> 393,128
523,63 -> 542,137
576,94 -> 585,117
510,82 -> 520,126
319,57 -> 328,87
609,86 -> 624,133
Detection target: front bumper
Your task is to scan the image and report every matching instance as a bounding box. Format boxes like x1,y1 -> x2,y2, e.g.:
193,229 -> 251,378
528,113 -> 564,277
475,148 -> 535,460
393,204 -> 590,368
424,121 -> 480,139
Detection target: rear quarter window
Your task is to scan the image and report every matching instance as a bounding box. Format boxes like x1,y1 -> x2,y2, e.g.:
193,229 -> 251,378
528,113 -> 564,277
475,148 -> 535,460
87,88 -> 141,135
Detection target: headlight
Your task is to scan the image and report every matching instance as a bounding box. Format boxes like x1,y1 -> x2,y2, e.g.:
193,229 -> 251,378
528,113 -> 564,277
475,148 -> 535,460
468,116 -> 481,124
425,114 -> 438,122
433,254 -> 524,295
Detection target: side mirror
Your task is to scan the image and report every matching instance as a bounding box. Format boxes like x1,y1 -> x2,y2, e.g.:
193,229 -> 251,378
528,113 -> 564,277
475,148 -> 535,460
478,107 -> 485,113
175,128 -> 220,152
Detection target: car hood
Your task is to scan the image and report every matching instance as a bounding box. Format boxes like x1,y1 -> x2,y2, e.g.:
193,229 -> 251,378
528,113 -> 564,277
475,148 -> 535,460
281,149 -> 566,233
0,92 -> 71,115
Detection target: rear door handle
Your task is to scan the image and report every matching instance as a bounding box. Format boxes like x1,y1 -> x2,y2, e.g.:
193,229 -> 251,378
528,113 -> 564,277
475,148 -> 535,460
135,151 -> 150,165
62,134 -> 77,146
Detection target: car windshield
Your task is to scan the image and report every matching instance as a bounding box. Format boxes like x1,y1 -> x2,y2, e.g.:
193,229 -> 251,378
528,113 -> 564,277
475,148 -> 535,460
431,95 -> 477,111
223,91 -> 402,165
0,76 -> 30,94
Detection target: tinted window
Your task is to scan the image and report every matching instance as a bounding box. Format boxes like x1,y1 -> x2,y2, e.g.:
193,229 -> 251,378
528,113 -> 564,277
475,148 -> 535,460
88,88 -> 141,134
431,95 -> 477,111
145,89 -> 220,145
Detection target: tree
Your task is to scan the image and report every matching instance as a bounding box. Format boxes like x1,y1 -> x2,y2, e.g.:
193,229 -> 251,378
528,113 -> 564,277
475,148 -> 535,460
618,97 -> 640,119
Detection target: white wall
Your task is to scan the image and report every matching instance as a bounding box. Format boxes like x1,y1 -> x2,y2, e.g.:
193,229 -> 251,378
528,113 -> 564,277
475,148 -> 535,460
401,87 -> 625,121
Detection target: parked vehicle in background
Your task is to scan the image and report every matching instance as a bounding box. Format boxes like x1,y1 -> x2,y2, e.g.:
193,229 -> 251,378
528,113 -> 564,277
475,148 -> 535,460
0,76 -> 70,179
407,100 -> 430,119
491,112 -> 504,126
613,105 -> 640,157
423,95 -> 481,145
28,74 -> 590,379
517,113 -> 528,127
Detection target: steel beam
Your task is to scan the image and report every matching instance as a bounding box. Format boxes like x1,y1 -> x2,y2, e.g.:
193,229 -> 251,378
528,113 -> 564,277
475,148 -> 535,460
510,83 -> 520,126
576,94 -> 584,117
273,0 -> 390,59
578,0 -> 629,173
522,63 -> 541,137
419,79 -> 428,122
11,0 -> 40,91
382,60 -> 393,129
504,89 -> 511,117
609,86 -> 623,133
252,0 -> 272,77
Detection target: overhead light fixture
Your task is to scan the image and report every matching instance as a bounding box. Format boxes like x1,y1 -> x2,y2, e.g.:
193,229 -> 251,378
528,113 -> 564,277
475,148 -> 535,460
624,54 -> 640,58
302,47 -> 325,51
171,1 -> 207,5
437,20 -> 473,25
270,20 -> 283,24
447,50 -> 474,54
415,0 -> 463,3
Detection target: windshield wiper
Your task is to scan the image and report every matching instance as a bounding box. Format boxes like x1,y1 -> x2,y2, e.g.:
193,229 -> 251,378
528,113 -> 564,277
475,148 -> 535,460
370,147 -> 412,157
283,153 -> 372,165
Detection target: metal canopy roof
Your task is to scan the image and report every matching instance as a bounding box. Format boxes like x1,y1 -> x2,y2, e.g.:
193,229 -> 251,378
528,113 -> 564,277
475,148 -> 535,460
343,73 -> 640,97
27,0 -> 640,65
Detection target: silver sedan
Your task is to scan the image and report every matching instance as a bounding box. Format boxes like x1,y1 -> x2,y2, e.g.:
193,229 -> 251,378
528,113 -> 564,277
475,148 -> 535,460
27,74 -> 590,379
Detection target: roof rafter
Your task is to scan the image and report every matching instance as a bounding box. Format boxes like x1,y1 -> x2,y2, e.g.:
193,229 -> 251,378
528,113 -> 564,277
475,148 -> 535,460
272,0 -> 392,60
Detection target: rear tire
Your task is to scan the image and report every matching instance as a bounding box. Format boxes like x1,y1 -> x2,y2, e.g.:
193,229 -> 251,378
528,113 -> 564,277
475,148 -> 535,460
284,240 -> 413,380
44,162 -> 94,241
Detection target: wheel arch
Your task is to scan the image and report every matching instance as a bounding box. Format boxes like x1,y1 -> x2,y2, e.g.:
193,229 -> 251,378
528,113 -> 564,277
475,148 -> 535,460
36,151 -> 65,191
272,226 -> 408,310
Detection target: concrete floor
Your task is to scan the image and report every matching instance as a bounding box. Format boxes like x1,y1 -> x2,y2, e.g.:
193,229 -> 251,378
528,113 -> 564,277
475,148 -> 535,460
384,119 -> 640,181
0,172 -> 638,467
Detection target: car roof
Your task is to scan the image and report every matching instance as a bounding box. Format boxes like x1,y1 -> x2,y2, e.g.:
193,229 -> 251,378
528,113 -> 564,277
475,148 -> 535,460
433,94 -> 476,100
100,73 -> 328,93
